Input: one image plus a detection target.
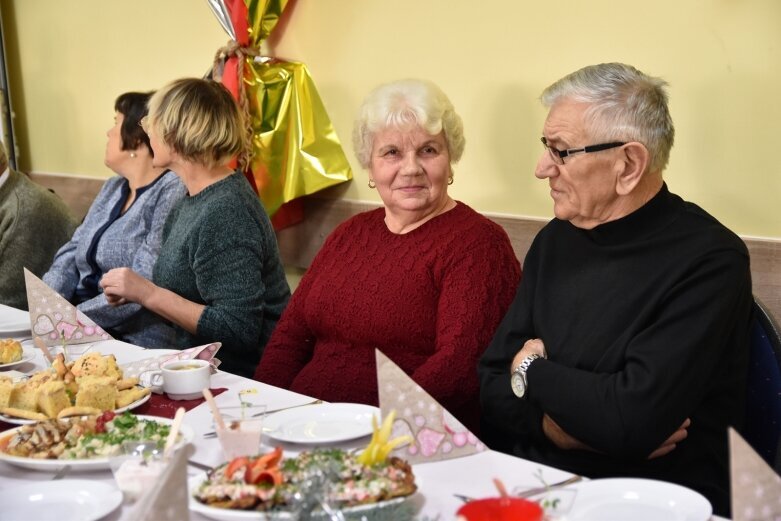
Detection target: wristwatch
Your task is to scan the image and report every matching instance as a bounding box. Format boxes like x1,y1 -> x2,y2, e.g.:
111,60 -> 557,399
511,354 -> 542,398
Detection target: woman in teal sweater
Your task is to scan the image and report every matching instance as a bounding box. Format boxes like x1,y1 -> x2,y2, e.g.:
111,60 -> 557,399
100,78 -> 290,378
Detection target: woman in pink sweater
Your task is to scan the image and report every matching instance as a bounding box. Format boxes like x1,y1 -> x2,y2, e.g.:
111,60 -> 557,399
255,79 -> 520,433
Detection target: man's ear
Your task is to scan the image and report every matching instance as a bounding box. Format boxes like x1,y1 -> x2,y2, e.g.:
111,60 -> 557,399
615,142 -> 650,195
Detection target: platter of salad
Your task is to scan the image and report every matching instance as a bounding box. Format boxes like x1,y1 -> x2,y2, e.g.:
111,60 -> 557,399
0,411 -> 193,471
189,448 -> 417,521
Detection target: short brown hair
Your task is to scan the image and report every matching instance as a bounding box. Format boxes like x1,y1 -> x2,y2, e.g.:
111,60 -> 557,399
147,78 -> 244,168
115,91 -> 154,155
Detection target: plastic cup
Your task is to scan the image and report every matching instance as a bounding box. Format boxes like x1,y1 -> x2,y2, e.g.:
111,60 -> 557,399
215,405 -> 266,460
109,441 -> 167,502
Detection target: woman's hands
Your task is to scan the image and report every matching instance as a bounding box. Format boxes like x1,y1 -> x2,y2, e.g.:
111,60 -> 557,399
102,267 -> 204,335
100,267 -> 156,306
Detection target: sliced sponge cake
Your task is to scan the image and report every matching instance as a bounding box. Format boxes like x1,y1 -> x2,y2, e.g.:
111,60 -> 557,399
0,377 -> 12,409
75,376 -> 116,411
37,380 -> 72,418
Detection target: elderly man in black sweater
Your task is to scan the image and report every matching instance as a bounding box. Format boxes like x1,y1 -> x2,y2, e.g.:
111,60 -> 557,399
478,63 -> 752,517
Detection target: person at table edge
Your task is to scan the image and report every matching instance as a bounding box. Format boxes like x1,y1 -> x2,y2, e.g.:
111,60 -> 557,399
256,79 -> 520,434
478,63 -> 752,517
44,91 -> 185,347
100,78 -> 290,378
0,141 -> 76,310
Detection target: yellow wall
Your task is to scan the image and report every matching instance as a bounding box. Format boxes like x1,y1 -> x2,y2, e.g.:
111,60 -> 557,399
2,0 -> 779,238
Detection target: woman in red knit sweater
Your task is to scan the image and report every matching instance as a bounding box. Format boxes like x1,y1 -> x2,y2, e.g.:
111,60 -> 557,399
255,79 -> 520,434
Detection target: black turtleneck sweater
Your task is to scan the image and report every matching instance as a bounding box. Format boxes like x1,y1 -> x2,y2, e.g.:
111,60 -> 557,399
478,184 -> 752,517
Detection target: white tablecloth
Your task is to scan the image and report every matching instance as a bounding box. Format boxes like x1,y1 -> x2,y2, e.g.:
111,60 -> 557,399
0,306 -> 728,520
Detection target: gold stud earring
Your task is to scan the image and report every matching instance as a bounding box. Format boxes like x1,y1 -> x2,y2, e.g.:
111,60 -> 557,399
368,179 -> 376,189
130,152 -> 136,158
448,175 -> 454,185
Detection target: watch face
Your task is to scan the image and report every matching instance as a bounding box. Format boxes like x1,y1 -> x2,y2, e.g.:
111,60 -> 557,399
511,371 -> 526,398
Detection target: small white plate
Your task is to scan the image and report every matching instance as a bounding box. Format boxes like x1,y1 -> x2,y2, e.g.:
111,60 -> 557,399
0,386 -> 152,425
567,478 -> 712,521
0,304 -> 31,336
0,414 -> 194,471
0,346 -> 35,369
0,479 -> 122,521
188,473 -> 410,521
263,402 -> 379,444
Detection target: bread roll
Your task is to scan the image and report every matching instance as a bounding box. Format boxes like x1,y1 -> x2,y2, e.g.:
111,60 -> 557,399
0,339 -> 22,364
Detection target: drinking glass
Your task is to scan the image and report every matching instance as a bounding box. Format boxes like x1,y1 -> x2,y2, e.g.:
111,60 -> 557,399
215,405 -> 267,460
109,441 -> 168,502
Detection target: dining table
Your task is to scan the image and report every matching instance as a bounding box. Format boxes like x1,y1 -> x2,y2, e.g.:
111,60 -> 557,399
0,303 -> 729,521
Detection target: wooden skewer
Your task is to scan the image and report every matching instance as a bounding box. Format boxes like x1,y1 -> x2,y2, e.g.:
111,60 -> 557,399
164,407 -> 186,458
202,388 -> 225,431
493,477 -> 510,498
33,337 -> 55,365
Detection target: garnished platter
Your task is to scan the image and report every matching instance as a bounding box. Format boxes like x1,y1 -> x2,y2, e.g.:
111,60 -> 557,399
0,351 -> 152,424
189,448 -> 417,521
0,389 -> 151,425
0,412 -> 193,471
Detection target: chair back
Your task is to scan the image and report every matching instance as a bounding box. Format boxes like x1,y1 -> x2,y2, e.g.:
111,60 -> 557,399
744,297 -> 781,473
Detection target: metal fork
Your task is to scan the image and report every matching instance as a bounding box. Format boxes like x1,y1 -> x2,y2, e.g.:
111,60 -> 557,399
454,474 -> 582,503
51,465 -> 71,480
515,474 -> 583,498
188,460 -> 213,473
320,500 -> 346,521
202,399 -> 323,438
251,399 -> 323,418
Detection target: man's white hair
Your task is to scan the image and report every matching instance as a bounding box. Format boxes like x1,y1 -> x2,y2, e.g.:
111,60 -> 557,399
542,63 -> 675,173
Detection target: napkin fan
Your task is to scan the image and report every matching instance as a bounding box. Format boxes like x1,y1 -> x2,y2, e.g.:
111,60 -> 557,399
730,427 -> 781,520
23,268 -> 113,346
376,349 -> 485,464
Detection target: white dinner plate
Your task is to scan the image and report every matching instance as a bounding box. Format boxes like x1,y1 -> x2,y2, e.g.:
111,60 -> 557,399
263,402 -> 379,444
188,473 -> 412,521
0,346 -> 35,369
0,414 -> 194,471
0,479 -> 122,521
0,305 -> 30,336
0,385 -> 152,425
567,478 -> 712,521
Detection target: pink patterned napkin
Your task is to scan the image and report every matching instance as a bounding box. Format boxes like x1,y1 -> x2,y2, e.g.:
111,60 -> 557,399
23,268 -> 113,346
730,427 -> 781,520
375,349 -> 485,464
121,343 -> 222,393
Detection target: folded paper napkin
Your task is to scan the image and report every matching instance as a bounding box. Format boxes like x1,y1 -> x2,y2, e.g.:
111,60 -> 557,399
730,427 -> 781,521
24,268 -> 113,346
125,444 -> 194,521
375,349 -> 485,465
121,343 -> 222,393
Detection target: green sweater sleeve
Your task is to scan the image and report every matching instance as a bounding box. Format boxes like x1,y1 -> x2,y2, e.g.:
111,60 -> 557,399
190,202 -> 266,361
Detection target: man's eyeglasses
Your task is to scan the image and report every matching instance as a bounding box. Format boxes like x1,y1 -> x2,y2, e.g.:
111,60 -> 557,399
541,137 -> 625,165
139,116 -> 150,133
